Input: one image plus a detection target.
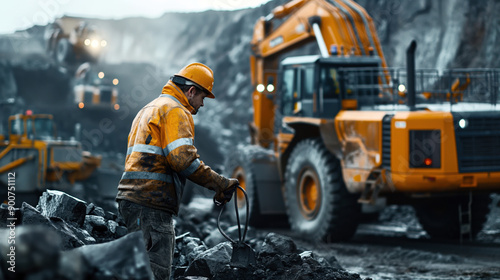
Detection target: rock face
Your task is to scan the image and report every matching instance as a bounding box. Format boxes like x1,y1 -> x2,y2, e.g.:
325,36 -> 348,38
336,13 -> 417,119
0,225 -> 60,275
356,0 -> 500,69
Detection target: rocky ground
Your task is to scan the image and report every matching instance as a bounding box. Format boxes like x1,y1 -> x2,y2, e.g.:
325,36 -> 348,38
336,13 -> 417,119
0,190 -> 362,280
181,195 -> 500,280
1,190 -> 499,279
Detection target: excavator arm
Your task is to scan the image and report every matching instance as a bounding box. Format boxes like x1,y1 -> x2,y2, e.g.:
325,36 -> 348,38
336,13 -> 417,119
249,0 -> 389,148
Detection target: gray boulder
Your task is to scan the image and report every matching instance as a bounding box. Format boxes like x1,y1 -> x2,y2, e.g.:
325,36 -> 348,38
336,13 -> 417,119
21,202 -> 91,249
259,233 -> 297,256
86,203 -> 106,217
184,242 -> 232,278
74,231 -> 153,280
0,225 -> 60,275
37,190 -> 87,227
21,202 -> 51,226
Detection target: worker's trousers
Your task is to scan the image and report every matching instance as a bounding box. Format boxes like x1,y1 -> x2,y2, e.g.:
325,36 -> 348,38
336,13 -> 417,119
118,200 -> 175,280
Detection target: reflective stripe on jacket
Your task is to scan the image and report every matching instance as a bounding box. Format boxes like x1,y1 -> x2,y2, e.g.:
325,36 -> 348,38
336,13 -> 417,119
116,81 -> 227,214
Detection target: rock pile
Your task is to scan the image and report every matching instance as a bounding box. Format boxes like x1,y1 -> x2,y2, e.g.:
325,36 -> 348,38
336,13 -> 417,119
0,190 -> 151,280
18,190 -> 128,248
0,191 -> 361,280
172,203 -> 361,280
172,232 -> 360,280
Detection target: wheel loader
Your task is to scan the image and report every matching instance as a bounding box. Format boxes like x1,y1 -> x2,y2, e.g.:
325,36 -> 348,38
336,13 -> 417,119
0,113 -> 102,206
225,0 -> 500,241
73,63 -> 120,110
44,16 -> 107,65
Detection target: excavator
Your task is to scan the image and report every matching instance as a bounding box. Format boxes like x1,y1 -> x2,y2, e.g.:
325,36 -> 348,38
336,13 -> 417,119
225,0 -> 500,241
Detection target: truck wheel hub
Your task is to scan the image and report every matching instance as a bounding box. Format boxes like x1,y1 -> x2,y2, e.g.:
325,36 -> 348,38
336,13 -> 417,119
298,168 -> 320,220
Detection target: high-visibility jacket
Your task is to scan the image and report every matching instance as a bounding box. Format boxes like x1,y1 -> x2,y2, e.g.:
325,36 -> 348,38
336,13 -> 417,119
116,81 -> 228,215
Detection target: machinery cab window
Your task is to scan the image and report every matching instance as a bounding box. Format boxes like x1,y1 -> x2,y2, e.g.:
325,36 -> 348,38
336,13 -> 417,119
281,67 -> 298,116
279,56 -> 383,119
319,57 -> 383,107
26,118 -> 54,140
319,66 -> 340,98
280,64 -> 316,117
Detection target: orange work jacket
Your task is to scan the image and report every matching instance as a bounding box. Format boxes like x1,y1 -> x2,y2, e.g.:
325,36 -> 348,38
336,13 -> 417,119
116,81 -> 227,214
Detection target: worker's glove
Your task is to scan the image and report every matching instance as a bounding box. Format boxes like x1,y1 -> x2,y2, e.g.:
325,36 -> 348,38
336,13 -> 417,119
214,178 -> 239,206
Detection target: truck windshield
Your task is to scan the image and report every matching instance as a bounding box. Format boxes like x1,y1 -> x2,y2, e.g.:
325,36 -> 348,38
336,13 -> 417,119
321,65 -> 381,99
27,118 -> 54,140
319,67 -> 340,98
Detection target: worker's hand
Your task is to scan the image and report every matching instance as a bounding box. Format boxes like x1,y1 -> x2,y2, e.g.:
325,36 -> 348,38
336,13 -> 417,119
214,178 -> 238,206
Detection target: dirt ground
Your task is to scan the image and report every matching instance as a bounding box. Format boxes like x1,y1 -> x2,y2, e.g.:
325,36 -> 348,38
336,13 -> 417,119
192,193 -> 500,280
297,228 -> 500,280
282,194 -> 500,280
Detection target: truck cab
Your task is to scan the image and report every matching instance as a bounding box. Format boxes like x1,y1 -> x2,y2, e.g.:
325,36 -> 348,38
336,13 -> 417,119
278,55 -> 385,119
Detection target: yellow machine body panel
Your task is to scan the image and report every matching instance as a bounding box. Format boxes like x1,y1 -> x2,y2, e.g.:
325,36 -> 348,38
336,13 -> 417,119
332,110 -> 500,194
334,111 -> 386,192
0,114 -> 100,192
388,111 -> 500,192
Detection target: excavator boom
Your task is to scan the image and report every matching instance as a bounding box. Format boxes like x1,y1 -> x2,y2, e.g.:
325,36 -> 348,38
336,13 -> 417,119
250,0 -> 389,147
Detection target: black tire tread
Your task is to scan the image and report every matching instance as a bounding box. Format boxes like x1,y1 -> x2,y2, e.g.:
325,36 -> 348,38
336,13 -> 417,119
284,138 -> 360,242
224,145 -> 272,226
414,193 -> 492,239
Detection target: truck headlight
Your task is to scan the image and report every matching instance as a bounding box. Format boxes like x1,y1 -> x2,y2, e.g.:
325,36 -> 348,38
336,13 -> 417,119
409,130 -> 441,168
458,119 -> 468,129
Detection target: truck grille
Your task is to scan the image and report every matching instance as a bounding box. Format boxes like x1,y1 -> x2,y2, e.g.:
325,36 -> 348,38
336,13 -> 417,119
454,112 -> 500,173
84,92 -> 93,104
381,114 -> 393,169
100,90 -> 112,103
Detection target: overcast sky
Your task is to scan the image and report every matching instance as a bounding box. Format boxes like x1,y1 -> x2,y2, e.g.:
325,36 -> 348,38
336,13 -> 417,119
1,0 -> 272,34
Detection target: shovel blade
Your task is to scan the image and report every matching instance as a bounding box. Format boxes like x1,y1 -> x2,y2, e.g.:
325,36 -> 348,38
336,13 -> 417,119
230,242 -> 256,268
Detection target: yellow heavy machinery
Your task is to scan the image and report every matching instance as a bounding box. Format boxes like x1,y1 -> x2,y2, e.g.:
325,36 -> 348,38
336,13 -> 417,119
0,113 -> 101,205
44,16 -> 107,65
226,0 -> 500,241
73,63 -> 120,110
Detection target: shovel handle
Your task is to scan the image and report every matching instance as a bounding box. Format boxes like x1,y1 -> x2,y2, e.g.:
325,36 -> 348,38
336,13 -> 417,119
217,185 -> 250,244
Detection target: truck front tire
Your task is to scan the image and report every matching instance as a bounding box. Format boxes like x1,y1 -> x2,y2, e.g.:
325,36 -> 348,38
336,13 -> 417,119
284,138 -> 360,242
414,193 -> 491,239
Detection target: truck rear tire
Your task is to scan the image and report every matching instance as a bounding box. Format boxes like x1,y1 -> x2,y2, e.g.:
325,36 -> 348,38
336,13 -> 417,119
414,193 -> 491,239
56,38 -> 73,64
224,145 -> 266,226
284,138 -> 360,242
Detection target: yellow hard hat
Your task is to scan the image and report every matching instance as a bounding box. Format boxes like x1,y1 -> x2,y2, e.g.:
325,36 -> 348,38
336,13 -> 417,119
174,62 -> 215,99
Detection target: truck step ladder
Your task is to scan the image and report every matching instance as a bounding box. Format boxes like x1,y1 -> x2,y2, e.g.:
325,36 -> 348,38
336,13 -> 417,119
358,169 -> 383,204
459,191 -> 473,244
